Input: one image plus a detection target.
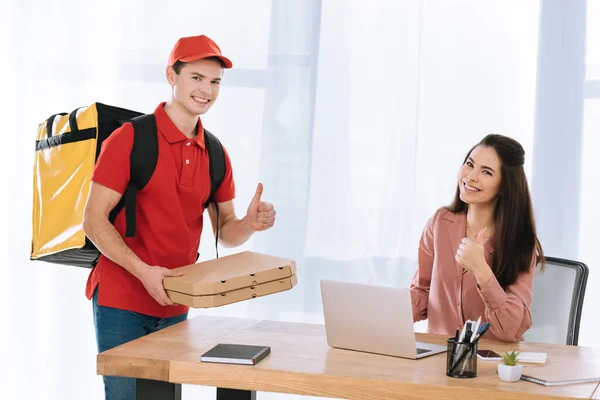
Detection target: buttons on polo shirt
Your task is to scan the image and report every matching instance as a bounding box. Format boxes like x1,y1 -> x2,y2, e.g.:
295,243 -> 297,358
180,141 -> 195,186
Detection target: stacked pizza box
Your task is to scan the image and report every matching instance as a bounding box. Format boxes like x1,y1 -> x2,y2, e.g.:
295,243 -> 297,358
163,251 -> 297,308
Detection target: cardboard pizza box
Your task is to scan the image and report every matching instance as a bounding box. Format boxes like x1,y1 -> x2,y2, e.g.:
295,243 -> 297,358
166,274 -> 297,308
163,251 -> 296,296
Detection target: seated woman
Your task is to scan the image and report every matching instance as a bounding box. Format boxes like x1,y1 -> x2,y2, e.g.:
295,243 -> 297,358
410,134 -> 544,342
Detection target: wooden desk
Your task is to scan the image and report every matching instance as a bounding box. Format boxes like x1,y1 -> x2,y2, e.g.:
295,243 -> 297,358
97,316 -> 600,399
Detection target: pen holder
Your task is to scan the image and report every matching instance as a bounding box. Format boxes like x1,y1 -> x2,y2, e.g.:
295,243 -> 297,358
446,338 -> 479,378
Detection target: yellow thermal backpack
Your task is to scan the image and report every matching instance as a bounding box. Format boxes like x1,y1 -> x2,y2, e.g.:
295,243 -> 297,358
31,103 -> 226,268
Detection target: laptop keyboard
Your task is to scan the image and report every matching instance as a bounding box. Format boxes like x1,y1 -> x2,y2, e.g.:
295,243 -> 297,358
416,348 -> 431,355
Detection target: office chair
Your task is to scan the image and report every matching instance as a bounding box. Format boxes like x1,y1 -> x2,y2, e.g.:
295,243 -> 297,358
524,257 -> 589,346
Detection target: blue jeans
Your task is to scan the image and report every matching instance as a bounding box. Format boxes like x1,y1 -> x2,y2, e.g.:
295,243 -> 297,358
92,287 -> 188,400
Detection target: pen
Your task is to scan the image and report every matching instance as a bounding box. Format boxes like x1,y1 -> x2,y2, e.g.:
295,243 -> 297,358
464,329 -> 472,343
475,322 -> 490,340
456,321 -> 468,356
459,329 -> 473,374
458,322 -> 468,343
470,316 -> 482,343
449,328 -> 460,366
461,316 -> 482,373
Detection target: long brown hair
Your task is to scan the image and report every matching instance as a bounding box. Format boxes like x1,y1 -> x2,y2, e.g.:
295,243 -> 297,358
447,134 -> 544,288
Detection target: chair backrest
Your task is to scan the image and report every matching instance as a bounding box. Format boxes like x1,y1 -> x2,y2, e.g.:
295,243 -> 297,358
524,257 -> 589,345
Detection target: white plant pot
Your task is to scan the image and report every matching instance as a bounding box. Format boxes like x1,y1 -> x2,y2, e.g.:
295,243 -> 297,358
497,363 -> 524,382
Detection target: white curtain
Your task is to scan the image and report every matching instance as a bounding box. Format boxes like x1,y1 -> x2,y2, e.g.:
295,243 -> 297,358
579,0 -> 600,348
2,1 -> 598,399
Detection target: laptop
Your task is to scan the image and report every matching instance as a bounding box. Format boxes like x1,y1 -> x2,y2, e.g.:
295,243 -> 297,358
320,280 -> 447,359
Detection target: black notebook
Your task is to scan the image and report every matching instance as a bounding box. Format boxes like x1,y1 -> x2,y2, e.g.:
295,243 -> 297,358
200,344 -> 271,365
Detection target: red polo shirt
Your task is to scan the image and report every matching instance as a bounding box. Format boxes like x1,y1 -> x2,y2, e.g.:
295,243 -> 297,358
85,102 -> 235,318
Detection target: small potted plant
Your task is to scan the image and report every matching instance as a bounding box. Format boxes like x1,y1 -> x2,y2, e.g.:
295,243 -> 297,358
497,351 -> 523,382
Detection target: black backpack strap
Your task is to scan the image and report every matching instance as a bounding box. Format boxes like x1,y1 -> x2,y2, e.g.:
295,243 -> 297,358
204,129 -> 226,208
108,114 -> 158,237
203,129 -> 226,257
91,114 -> 157,268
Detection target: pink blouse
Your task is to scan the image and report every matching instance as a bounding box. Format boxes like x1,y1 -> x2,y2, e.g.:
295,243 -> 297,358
410,208 -> 535,342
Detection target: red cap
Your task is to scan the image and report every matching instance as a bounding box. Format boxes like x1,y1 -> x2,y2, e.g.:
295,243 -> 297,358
168,34 -> 233,68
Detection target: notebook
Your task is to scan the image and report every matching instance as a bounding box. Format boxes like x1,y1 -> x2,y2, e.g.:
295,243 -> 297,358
200,344 -> 271,365
520,361 -> 600,386
517,352 -> 547,364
